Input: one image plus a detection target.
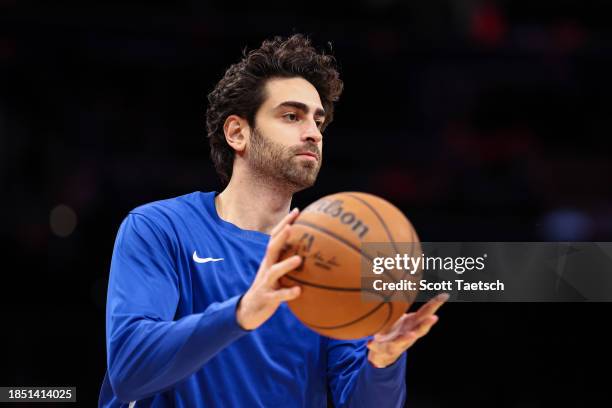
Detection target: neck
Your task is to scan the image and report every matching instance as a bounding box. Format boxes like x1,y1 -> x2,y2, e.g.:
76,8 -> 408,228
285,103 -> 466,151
215,171 -> 294,235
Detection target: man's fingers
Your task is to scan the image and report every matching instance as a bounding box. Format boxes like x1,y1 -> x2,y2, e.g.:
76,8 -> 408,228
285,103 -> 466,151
367,313 -> 441,364
373,323 -> 402,343
394,316 -> 438,347
372,315 -> 439,347
414,293 -> 449,320
368,337 -> 412,357
384,333 -> 418,352
272,286 -> 302,302
263,224 -> 292,267
270,208 -> 300,237
413,315 -> 438,338
268,255 -> 302,283
263,208 -> 300,268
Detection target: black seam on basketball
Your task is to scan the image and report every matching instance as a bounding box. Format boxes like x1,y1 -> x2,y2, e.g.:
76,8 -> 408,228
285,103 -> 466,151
343,193 -> 400,251
293,220 -> 373,261
302,301 -> 386,330
344,193 -> 418,303
293,220 -> 400,290
372,302 -> 393,334
283,274 -> 360,291
283,274 -> 387,299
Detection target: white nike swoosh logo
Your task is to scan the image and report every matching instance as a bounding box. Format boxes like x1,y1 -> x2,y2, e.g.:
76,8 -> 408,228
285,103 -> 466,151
193,251 -> 224,264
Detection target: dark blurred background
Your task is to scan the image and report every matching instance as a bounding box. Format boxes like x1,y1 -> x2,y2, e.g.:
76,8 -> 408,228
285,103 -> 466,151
1,0 -> 611,406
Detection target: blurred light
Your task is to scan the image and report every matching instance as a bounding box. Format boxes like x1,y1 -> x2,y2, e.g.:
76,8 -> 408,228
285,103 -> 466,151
50,204 -> 78,238
552,21 -> 587,53
540,209 -> 592,241
470,3 -> 506,46
0,38 -> 16,60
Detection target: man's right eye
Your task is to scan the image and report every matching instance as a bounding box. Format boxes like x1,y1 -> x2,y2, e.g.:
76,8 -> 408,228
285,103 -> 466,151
283,113 -> 298,122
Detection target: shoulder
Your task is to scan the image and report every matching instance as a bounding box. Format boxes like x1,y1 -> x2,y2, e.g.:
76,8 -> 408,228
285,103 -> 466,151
129,191 -> 208,223
115,192 -> 212,251
119,191 -> 212,237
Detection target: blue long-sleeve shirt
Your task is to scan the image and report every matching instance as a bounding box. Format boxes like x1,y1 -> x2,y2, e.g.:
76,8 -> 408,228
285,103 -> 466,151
99,191 -> 407,407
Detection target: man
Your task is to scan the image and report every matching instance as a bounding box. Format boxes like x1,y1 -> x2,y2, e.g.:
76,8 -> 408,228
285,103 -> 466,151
99,34 -> 447,407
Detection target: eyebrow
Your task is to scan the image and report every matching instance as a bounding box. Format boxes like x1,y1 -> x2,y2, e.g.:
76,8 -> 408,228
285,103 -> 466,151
275,101 -> 326,119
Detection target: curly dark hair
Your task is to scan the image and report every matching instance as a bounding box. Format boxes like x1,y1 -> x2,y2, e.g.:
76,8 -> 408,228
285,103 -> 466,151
205,34 -> 343,187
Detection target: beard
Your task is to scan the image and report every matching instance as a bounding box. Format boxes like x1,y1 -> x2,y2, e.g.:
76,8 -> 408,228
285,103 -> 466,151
248,127 -> 322,191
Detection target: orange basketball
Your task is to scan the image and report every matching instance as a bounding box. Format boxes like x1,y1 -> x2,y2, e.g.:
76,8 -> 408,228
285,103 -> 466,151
279,192 -> 422,340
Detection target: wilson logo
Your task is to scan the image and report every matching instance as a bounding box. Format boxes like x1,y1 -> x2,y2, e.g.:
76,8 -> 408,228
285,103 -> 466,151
303,199 -> 369,239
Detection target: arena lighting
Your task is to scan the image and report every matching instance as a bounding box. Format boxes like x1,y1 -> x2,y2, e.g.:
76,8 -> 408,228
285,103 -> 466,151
49,204 -> 77,238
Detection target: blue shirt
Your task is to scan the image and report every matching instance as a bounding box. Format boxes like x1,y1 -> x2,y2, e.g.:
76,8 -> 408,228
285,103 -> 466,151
99,191 -> 406,407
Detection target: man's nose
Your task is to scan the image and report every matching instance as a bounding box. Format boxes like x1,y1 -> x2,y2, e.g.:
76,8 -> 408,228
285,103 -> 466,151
301,121 -> 322,143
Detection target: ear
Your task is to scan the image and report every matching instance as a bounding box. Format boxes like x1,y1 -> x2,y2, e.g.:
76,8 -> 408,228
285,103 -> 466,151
223,115 -> 250,155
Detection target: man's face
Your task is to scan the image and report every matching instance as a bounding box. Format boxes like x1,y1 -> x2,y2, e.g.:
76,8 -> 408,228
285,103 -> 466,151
246,77 -> 325,190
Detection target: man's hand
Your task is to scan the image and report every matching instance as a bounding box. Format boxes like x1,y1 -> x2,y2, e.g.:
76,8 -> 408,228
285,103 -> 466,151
367,293 -> 449,368
236,208 -> 303,331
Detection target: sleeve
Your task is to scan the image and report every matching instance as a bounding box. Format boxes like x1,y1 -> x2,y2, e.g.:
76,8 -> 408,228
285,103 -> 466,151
327,337 -> 407,408
105,213 -> 249,402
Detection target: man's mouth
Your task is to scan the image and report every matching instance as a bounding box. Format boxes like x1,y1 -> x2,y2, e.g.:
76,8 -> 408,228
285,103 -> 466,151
296,151 -> 319,161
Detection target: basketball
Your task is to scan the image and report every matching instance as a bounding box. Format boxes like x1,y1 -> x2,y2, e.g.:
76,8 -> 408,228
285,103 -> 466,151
279,192 -> 422,340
